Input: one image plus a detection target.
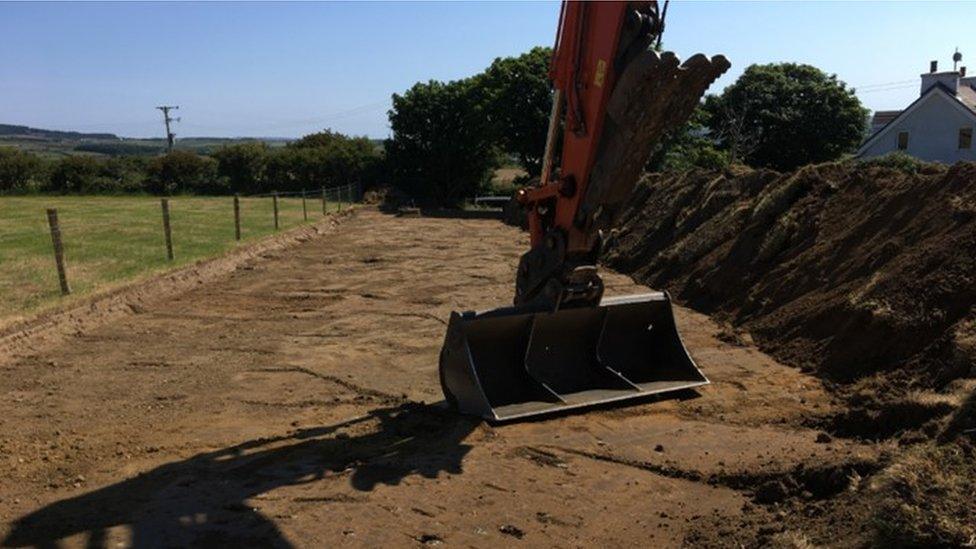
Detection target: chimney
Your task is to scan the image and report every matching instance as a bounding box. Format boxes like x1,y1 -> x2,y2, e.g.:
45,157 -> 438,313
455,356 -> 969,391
921,59 -> 960,96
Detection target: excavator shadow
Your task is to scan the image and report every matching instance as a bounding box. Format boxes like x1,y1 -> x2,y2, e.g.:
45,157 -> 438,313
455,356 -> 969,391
2,403 -> 479,549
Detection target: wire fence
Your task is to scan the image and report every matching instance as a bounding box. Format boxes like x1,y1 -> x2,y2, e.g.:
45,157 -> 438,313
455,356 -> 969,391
0,182 -> 362,316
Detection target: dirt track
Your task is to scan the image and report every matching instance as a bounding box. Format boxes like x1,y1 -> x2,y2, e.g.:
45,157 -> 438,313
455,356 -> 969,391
0,209 -> 880,547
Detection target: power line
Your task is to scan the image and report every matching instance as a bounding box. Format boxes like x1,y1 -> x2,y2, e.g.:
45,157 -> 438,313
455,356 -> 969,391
856,83 -> 917,94
854,78 -> 916,90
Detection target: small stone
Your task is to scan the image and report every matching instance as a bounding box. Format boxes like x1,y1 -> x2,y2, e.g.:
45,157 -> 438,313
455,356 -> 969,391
417,533 -> 443,545
498,524 -> 524,539
654,444 -> 664,452
816,432 -> 832,444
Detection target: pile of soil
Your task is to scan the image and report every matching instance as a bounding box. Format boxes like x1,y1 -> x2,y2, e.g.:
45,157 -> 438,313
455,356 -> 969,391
602,160 -> 976,544
604,161 -> 976,442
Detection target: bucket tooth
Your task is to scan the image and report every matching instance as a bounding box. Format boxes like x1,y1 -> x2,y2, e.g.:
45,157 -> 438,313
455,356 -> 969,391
439,292 -> 707,422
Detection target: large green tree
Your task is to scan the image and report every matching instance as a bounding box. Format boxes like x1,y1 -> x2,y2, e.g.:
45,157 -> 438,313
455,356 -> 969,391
213,142 -> 270,194
479,47 -> 553,177
386,79 -> 497,206
145,151 -> 220,195
267,130 -> 381,192
705,63 -> 868,171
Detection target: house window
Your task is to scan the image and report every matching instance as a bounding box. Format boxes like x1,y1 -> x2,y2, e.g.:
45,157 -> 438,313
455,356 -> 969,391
897,131 -> 909,150
959,127 -> 973,150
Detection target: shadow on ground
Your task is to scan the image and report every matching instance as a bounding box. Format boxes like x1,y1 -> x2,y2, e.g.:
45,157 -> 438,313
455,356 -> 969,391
3,403 -> 478,548
417,208 -> 504,220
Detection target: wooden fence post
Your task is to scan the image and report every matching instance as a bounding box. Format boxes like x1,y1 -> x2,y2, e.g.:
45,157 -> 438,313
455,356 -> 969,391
233,194 -> 241,241
273,191 -> 279,230
337,187 -> 342,213
161,198 -> 174,261
321,187 -> 327,215
46,208 -> 70,296
302,189 -> 308,221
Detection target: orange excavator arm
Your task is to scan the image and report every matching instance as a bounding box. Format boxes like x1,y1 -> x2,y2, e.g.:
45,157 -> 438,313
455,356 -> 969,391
528,1 -> 638,249
515,0 -> 729,310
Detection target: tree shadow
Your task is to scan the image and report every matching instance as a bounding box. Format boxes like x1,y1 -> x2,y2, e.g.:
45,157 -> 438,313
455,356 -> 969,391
416,208 -> 504,220
3,403 -> 479,548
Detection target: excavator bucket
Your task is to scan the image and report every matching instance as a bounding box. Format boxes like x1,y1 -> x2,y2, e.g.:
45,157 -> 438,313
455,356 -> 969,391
439,292 -> 706,422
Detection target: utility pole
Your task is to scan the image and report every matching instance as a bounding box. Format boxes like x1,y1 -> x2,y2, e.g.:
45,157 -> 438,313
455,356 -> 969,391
156,105 -> 180,152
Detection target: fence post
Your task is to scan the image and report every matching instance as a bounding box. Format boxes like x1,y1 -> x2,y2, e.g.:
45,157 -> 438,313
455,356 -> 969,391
321,187 -> 327,215
233,194 -> 241,241
302,189 -> 308,221
46,208 -> 71,296
273,191 -> 279,230
161,198 -> 174,261
337,186 -> 342,213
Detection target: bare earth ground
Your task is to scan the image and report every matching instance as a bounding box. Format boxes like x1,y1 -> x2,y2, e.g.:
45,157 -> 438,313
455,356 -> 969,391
0,209 -> 880,547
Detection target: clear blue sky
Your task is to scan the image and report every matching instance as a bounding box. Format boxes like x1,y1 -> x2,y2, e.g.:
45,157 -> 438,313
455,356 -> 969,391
1,1 -> 971,139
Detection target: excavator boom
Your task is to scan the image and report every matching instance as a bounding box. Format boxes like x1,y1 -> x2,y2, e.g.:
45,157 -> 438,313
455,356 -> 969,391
440,0 -> 729,421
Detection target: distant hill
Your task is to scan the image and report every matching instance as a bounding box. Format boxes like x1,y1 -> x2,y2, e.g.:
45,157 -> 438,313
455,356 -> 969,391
0,123 -> 293,158
0,123 -> 119,141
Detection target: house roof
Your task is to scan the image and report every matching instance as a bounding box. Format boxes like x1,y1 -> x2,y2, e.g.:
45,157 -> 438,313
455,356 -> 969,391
871,110 -> 902,128
857,83 -> 976,156
957,85 -> 976,110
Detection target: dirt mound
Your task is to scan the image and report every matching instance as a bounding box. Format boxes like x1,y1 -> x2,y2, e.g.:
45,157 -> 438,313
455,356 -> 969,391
606,161 -> 976,383
604,161 -> 976,439
602,161 -> 976,544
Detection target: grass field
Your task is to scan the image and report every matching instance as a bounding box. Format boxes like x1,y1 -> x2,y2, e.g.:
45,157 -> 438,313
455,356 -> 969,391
0,194 -> 348,324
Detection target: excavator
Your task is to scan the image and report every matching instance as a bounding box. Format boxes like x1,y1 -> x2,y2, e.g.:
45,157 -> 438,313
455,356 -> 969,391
439,0 -> 730,421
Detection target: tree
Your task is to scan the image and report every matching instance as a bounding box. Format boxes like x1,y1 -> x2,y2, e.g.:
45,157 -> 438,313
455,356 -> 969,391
0,147 -> 42,192
101,156 -> 149,193
647,106 -> 730,172
213,142 -> 270,194
386,79 -> 498,206
266,130 -> 382,193
705,63 -> 868,171
288,130 -> 381,187
49,156 -> 107,193
145,151 -> 220,195
479,47 -> 553,177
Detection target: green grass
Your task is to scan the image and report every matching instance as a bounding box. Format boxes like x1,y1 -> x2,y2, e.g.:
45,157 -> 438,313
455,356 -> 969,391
0,194 -> 347,324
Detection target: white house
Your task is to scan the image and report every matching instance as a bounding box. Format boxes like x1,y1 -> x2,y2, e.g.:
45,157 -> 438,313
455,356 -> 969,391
858,60 -> 976,163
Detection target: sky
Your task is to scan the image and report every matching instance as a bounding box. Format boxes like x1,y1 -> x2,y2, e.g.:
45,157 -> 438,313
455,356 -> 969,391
1,1 -> 972,139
